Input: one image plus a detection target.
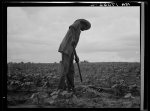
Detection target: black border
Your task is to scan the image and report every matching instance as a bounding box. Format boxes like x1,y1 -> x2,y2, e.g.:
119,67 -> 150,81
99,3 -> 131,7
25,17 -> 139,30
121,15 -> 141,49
2,0 -> 8,111
2,1 -> 148,111
143,1 -> 149,110
5,1 -> 141,6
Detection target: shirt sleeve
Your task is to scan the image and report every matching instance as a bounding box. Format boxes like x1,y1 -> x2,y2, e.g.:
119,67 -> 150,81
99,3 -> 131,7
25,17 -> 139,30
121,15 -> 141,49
69,26 -> 76,46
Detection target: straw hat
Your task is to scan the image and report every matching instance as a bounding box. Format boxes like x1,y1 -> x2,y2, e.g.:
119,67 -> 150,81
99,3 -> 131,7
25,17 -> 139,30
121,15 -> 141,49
75,19 -> 91,30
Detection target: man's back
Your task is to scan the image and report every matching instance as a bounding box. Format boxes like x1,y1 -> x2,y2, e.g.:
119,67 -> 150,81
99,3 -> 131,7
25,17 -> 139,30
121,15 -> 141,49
58,23 -> 81,56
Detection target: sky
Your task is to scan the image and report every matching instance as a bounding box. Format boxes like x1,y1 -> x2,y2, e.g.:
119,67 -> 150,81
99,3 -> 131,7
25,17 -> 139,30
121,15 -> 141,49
7,6 -> 140,63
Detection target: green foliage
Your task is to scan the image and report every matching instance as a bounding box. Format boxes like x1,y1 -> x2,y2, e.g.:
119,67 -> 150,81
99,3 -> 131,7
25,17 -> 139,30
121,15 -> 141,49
7,62 -> 140,91
7,62 -> 140,108
7,63 -> 60,91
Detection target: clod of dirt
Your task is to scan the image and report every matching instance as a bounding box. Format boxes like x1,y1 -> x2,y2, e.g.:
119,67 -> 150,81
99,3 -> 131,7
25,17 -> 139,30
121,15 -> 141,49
29,92 -> 49,104
51,95 -> 58,99
46,98 -> 55,104
124,93 -> 135,99
60,91 -> 73,99
48,90 -> 80,107
50,90 -> 60,96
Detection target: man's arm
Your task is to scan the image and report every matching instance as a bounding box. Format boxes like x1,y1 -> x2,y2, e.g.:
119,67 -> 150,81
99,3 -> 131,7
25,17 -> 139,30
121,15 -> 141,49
70,26 -> 82,82
69,26 -> 76,46
69,26 -> 79,62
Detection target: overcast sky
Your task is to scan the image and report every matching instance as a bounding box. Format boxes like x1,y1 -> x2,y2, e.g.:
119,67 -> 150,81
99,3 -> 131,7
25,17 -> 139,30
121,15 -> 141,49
7,6 -> 140,63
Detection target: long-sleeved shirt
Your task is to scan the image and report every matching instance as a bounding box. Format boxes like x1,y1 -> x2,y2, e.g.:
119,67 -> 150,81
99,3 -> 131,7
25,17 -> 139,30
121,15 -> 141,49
58,21 -> 81,57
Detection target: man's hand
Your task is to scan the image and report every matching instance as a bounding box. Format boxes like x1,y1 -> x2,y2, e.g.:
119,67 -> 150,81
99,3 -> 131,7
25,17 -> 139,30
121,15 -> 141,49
75,56 -> 79,63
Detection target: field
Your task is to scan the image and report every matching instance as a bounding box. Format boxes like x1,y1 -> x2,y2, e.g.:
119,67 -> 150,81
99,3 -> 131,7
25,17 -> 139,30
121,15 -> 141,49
7,62 -> 141,108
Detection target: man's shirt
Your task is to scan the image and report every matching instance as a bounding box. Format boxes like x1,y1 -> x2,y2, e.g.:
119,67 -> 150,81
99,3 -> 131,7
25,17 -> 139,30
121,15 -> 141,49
58,24 -> 81,57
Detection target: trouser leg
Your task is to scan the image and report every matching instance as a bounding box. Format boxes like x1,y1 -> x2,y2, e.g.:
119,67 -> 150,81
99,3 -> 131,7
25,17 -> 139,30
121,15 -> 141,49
57,72 -> 67,90
58,53 -> 70,90
58,53 -> 75,91
66,53 -> 75,91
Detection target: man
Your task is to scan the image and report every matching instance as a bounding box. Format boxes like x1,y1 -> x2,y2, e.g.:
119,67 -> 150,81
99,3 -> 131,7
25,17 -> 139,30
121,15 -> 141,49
58,19 -> 91,92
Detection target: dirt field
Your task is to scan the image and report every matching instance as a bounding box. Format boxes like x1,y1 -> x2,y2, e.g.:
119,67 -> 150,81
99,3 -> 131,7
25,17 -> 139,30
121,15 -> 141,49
7,62 -> 141,108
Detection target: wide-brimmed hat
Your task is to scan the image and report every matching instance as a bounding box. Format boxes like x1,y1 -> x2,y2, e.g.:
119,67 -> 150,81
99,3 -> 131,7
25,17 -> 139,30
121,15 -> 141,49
75,19 -> 91,30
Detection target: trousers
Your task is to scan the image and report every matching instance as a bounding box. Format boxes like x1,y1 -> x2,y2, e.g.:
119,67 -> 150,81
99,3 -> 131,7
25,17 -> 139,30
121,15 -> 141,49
58,53 -> 75,91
